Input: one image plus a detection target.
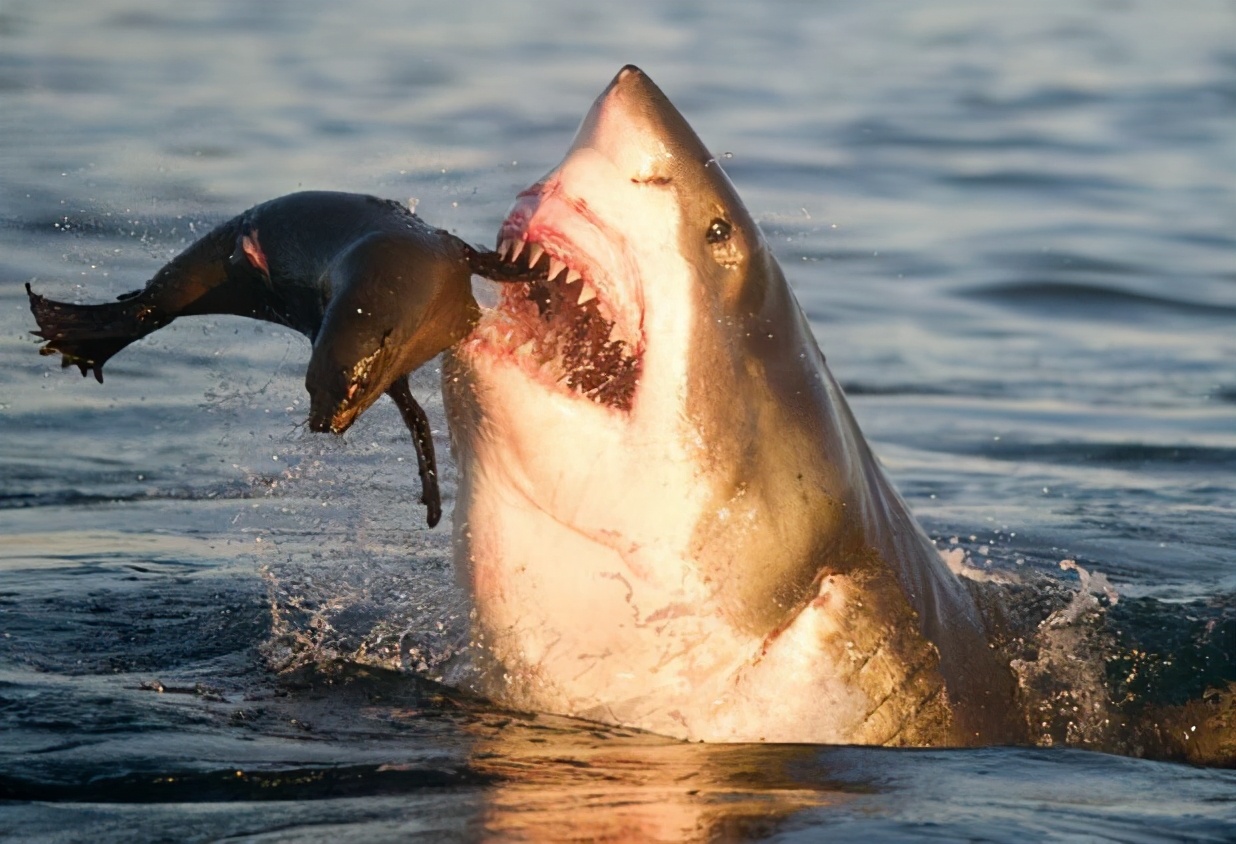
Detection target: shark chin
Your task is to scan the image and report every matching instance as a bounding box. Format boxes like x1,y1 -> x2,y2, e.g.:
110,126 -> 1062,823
443,65 -> 1019,746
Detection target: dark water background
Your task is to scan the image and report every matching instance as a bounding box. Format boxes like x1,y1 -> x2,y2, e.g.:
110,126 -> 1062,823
1,1 -> 1234,840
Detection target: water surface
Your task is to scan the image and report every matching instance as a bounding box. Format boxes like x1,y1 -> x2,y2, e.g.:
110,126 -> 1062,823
2,1 -> 1234,840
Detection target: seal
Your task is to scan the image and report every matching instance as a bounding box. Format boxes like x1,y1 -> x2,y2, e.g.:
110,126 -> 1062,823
444,66 -> 1021,744
27,191 -> 483,526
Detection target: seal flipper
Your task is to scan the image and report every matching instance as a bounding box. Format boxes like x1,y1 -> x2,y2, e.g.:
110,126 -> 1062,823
26,213 -> 255,381
386,375 -> 442,528
26,282 -> 170,383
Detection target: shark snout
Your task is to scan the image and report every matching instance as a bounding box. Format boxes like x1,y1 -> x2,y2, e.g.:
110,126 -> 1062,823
564,65 -> 711,176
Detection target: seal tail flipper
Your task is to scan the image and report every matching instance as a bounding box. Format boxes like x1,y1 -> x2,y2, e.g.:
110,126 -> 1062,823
26,283 -> 163,383
386,375 -> 442,528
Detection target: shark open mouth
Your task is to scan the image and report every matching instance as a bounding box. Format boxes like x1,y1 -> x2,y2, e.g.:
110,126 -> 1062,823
469,223 -> 644,412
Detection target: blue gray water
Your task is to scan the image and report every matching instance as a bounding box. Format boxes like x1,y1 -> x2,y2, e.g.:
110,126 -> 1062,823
2,1 -> 1234,840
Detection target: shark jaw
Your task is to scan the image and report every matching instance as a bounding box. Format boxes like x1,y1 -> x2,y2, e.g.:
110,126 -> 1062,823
463,200 -> 645,412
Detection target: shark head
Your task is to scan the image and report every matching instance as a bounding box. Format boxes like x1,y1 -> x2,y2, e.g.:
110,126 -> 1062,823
447,67 -> 820,531
444,67 -> 1014,743
456,65 -> 795,416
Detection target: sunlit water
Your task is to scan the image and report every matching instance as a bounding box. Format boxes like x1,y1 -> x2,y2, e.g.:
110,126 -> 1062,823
1,1 -> 1234,840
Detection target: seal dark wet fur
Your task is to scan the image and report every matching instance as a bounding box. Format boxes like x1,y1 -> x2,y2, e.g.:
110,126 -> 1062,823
27,191 -> 488,527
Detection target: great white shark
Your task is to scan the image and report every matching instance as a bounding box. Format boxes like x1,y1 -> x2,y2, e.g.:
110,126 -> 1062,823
443,66 -> 1020,745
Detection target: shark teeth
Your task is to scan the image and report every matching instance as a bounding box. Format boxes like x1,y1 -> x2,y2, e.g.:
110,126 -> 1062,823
495,233 -> 630,341
496,236 -> 592,295
496,237 -> 582,287
485,230 -> 640,411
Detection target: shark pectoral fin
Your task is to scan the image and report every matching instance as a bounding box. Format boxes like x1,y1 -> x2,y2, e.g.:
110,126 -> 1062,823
386,375 -> 442,528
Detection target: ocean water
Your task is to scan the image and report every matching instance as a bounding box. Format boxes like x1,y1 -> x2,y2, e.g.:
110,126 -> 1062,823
1,0 -> 1235,840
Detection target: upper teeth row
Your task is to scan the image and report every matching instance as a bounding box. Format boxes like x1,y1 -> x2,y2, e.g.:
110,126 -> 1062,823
497,237 -> 583,287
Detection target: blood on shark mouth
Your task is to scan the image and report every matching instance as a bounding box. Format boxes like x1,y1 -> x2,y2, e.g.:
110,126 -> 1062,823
475,231 -> 642,411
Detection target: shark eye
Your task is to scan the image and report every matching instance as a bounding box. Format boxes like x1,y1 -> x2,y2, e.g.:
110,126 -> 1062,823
706,218 -> 732,244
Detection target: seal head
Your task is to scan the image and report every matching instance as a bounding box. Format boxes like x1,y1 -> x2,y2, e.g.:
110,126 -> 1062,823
305,228 -> 477,435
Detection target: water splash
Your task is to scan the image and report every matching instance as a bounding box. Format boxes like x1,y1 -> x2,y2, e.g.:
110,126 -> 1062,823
960,554 -> 1236,764
1006,559 -> 1121,749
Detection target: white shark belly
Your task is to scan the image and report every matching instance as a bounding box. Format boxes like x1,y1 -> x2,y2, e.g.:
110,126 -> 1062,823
445,348 -> 955,745
450,444 -> 951,743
